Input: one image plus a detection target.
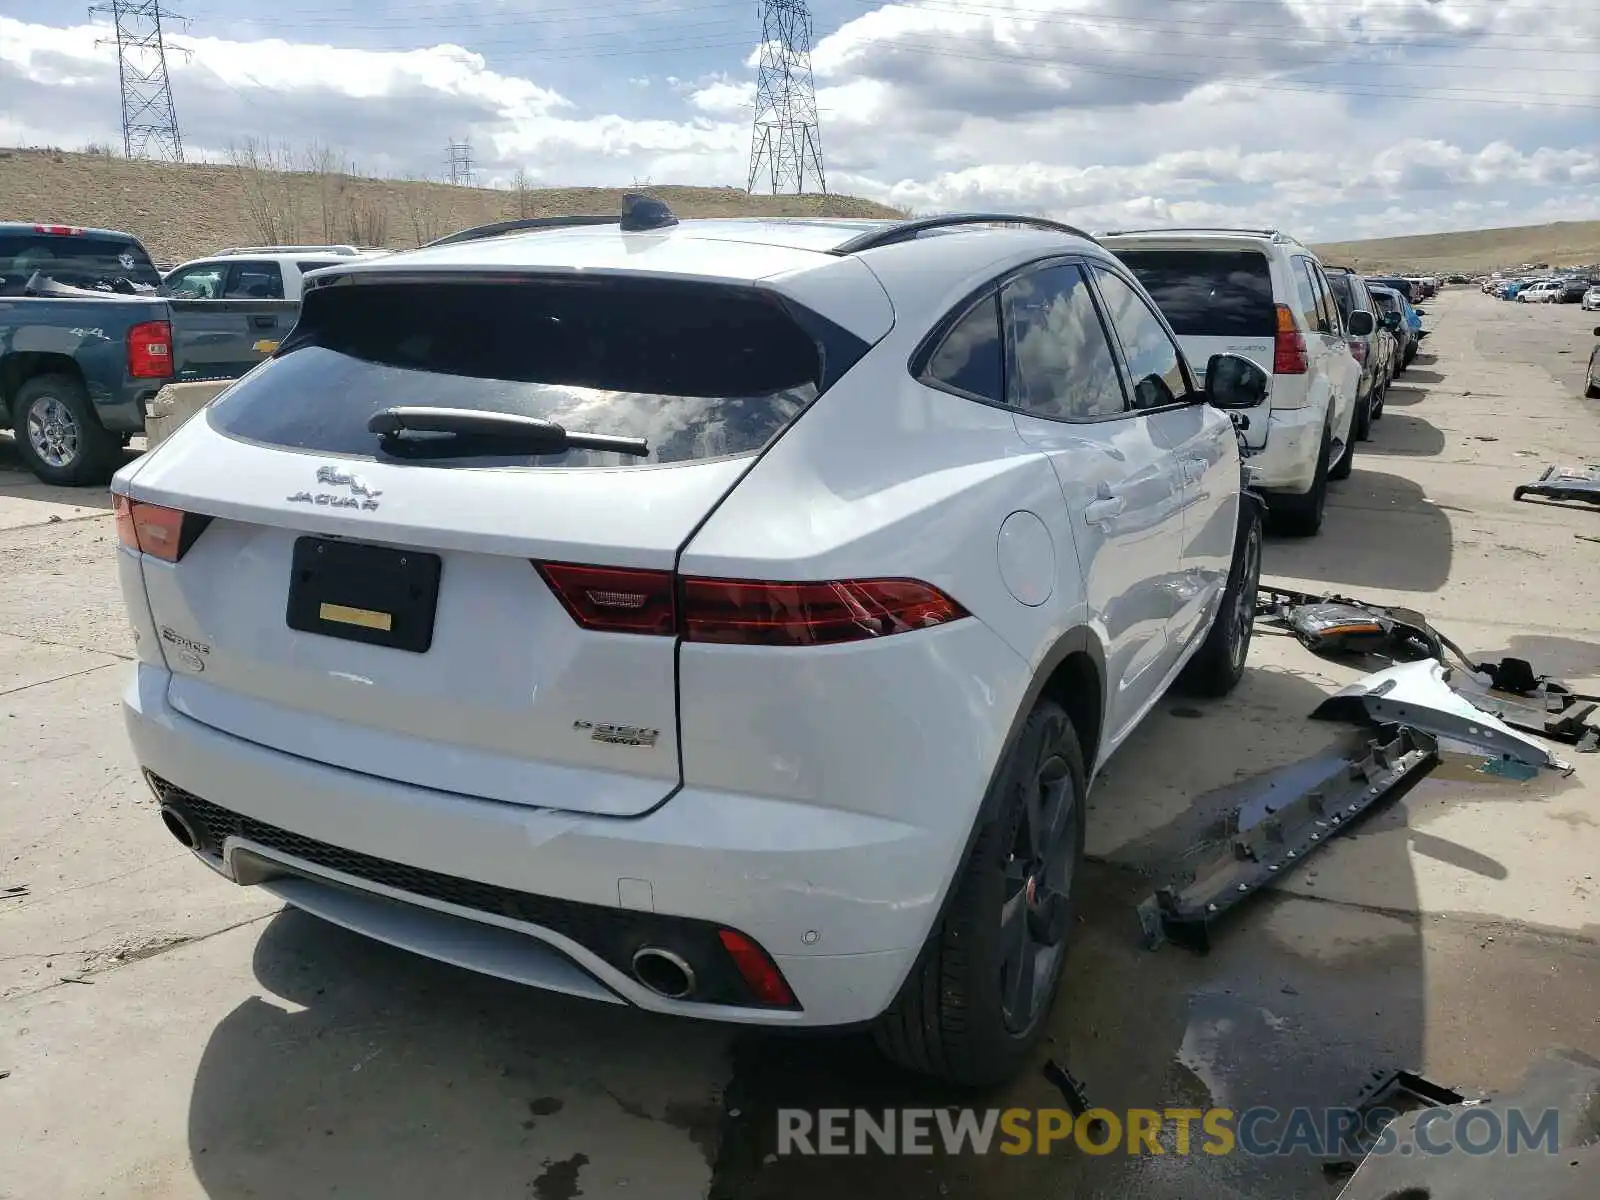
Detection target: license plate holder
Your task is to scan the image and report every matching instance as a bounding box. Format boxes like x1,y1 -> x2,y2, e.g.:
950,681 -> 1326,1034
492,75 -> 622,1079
286,536 -> 442,653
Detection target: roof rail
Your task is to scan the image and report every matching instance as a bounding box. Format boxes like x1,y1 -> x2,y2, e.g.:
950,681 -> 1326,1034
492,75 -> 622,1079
1100,227 -> 1312,248
829,213 -> 1098,255
424,215 -> 620,249
425,194 -> 680,249
214,244 -> 362,256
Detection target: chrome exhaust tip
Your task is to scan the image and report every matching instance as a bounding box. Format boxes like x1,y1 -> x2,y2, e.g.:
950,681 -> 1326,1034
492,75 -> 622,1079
159,804 -> 199,851
630,946 -> 695,1000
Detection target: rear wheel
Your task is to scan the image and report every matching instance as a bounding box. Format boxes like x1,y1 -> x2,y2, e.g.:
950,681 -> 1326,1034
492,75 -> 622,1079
873,699 -> 1086,1087
1354,387 -> 1373,442
10,374 -> 120,487
1328,422 -> 1356,481
1179,497 -> 1264,697
1585,351 -> 1600,399
1270,419 -> 1331,537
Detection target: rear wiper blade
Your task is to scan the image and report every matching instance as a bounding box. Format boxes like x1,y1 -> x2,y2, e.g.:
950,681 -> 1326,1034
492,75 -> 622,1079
367,406 -> 649,456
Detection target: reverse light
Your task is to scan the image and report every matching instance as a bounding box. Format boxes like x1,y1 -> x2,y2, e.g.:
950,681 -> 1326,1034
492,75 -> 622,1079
717,928 -> 797,1008
1273,303 -> 1308,375
126,319 -> 174,380
114,495 -> 210,562
534,562 -> 968,645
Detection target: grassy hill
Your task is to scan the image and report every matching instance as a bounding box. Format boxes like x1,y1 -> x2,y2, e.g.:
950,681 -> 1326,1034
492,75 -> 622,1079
1311,220 -> 1600,275
3,146 -> 1593,275
0,147 -> 902,265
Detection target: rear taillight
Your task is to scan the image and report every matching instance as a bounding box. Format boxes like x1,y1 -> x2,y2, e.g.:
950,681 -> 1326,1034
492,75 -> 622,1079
1347,337 -> 1368,365
113,495 -> 210,562
534,562 -> 968,646
1273,304 -> 1308,375
535,563 -> 678,634
126,320 -> 173,379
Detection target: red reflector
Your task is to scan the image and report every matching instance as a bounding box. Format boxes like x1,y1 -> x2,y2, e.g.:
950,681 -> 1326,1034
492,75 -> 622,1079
535,562 -> 677,634
113,494 -> 202,562
681,576 -> 968,646
34,224 -> 83,236
1273,303 -> 1308,375
1347,338 -> 1368,365
126,320 -> 174,380
717,929 -> 796,1007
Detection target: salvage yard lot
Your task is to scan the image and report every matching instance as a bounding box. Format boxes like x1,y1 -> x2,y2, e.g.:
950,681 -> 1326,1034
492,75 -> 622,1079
2,289 -> 1598,1199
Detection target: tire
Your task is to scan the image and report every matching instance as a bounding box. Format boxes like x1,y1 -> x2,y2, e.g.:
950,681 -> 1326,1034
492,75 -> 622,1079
1372,381 -> 1386,421
1179,497 -> 1264,698
10,374 -> 120,486
1270,419 -> 1331,537
1354,388 -> 1373,442
873,699 -> 1087,1087
1586,354 -> 1600,400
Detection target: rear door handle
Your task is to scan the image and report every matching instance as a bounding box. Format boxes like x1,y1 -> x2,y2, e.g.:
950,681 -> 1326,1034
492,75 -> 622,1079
250,314 -> 276,329
1084,496 -> 1126,527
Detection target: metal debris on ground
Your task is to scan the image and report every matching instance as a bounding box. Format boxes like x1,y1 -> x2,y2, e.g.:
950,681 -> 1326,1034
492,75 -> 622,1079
1334,1048 -> 1600,1199
1136,727 -> 1439,954
1512,463 -> 1600,506
1041,1059 -> 1092,1120
1320,1068 -> 1469,1178
1,883 -> 27,901
1312,659 -> 1572,773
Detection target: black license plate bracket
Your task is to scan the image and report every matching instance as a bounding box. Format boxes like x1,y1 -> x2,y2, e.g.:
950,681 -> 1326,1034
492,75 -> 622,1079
286,536 -> 442,653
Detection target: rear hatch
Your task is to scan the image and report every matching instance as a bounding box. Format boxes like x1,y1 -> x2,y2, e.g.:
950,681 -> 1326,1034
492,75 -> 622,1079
122,271 -> 870,816
1105,245 -> 1276,449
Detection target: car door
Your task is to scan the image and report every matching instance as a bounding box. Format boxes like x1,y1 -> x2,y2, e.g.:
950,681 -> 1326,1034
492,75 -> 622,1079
997,259 -> 1188,743
1294,256 -> 1357,441
1087,261 -> 1239,660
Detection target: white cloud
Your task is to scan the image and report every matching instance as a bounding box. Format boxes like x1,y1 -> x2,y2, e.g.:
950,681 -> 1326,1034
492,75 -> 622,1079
1,2 -> 1597,241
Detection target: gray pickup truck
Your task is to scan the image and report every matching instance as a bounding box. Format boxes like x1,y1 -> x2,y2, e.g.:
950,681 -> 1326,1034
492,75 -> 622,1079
0,222 -> 297,484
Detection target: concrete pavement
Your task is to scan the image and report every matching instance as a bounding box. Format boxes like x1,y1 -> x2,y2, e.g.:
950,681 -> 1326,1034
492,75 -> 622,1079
2,289 -> 1598,1200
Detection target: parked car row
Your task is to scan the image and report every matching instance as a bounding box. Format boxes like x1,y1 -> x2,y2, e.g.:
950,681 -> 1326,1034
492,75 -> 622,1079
1097,227 -> 1425,536
0,221 -> 386,484
1482,274 -> 1598,303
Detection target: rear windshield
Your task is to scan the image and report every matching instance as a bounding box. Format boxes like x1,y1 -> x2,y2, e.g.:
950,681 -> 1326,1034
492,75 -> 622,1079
0,230 -> 161,294
209,277 -> 855,469
1109,249 -> 1275,338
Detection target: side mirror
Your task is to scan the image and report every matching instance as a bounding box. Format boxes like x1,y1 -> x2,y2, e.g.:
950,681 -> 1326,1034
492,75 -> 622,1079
1414,308 -> 1427,317
1593,326 -> 1599,337
1204,353 -> 1271,410
1347,310 -> 1375,336
1381,311 -> 1402,330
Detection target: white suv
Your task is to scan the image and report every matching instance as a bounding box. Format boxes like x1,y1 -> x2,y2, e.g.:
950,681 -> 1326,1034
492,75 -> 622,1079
161,245 -> 386,302
111,204 -> 1267,1086
1098,229 -> 1363,536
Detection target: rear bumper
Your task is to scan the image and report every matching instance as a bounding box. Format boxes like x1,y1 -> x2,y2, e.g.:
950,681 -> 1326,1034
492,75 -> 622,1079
123,662 -> 939,1027
1251,404 -> 1326,494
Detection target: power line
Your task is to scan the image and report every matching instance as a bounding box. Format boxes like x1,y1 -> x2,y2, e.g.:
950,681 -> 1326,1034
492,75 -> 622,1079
749,0 -> 828,195
89,0 -> 186,161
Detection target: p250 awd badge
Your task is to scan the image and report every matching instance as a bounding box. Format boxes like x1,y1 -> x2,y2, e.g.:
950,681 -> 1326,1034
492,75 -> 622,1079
160,626 -> 210,673
574,720 -> 660,749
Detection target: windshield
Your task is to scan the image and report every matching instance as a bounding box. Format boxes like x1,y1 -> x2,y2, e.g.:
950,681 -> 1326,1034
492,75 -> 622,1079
0,231 -> 160,294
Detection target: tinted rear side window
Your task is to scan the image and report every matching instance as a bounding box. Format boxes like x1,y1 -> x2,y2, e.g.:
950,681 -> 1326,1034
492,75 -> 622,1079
1326,272 -> 1355,320
1110,249 -> 1275,338
0,231 -> 160,294
208,277 -> 860,469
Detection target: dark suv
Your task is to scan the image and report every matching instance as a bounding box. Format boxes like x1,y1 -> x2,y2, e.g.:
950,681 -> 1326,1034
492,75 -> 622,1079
1323,267 -> 1389,439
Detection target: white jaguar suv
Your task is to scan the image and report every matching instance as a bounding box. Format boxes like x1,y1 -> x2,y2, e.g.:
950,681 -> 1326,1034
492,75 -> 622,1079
112,202 -> 1266,1085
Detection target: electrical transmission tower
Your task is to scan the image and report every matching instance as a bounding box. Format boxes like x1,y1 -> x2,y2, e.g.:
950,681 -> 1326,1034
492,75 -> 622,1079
90,1 -> 185,162
747,0 -> 827,196
446,139 -> 476,186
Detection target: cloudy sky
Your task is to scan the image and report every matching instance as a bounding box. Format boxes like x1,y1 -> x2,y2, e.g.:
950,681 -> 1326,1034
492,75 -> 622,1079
2,0 -> 1597,240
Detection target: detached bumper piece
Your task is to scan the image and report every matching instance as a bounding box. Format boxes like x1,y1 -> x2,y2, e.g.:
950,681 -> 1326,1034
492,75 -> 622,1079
1334,1049 -> 1600,1199
1136,727 -> 1438,954
1512,463 -> 1600,506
